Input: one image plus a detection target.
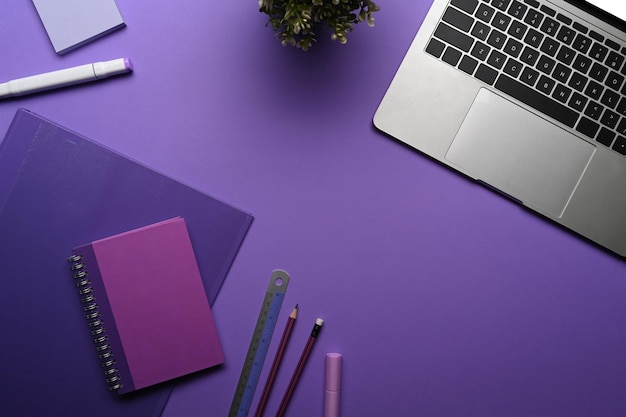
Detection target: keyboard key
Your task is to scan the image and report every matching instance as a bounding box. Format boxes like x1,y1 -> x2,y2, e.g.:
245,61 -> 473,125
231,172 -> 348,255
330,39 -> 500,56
573,21 -> 588,33
600,109 -> 619,129
492,12 -> 511,31
568,72 -> 587,92
487,29 -> 507,49
492,0 -> 511,11
596,127 -> 615,147
606,51 -> 625,71
572,33 -> 592,53
459,55 -> 479,74
504,37 -> 523,57
575,117 -> 600,138
585,80 -> 604,101
540,37 -> 559,56
476,3 -> 496,23
471,41 -> 491,61
540,4 -> 556,17
487,49 -> 507,69
612,136 -> 626,155
605,38 -> 620,51
600,89 -> 620,108
524,28 -> 543,48
617,118 -> 626,135
426,38 -> 446,58
556,13 -> 572,25
552,83 -> 572,103
472,21 -> 491,40
443,7 -> 475,32
589,43 -> 608,62
520,66 -> 540,86
584,100 -> 604,120
540,17 -> 559,36
589,62 -> 608,82
573,54 -> 592,74
508,20 -> 527,39
519,67 -> 539,87
553,63 -> 571,83
520,46 -> 539,65
504,58 -> 523,77
524,0 -> 540,8
568,92 -> 587,111
555,45 -> 575,65
524,9 -> 544,28
442,47 -> 463,66
537,75 -> 555,94
434,23 -> 474,52
475,64 -> 499,84
494,74 -> 579,127
537,55 -> 556,74
605,71 -> 625,91
451,0 -> 479,14
556,26 -> 575,45
589,30 -> 604,42
507,1 -> 527,19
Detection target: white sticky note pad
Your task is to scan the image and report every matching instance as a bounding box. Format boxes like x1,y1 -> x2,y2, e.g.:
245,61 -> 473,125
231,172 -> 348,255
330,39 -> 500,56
32,0 -> 126,55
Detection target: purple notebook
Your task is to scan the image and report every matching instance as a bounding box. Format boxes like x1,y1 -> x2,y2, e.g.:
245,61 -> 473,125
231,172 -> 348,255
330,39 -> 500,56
70,217 -> 225,394
0,109 -> 252,416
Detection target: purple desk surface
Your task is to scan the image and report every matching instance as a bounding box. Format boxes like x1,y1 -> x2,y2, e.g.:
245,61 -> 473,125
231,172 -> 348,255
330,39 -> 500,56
2,1 -> 626,416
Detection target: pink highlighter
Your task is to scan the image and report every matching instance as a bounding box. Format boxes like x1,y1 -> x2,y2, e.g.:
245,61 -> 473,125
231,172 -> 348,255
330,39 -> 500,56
325,353 -> 342,417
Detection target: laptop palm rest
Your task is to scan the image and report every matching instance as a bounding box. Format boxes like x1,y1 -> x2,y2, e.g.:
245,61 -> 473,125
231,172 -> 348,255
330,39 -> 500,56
445,89 -> 595,218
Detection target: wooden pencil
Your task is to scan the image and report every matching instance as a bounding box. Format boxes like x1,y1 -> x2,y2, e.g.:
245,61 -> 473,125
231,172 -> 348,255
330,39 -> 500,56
274,318 -> 324,417
253,305 -> 298,417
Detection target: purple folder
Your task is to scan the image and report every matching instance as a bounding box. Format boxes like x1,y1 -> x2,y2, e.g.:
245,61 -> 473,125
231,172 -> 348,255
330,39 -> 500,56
0,109 -> 253,416
70,217 -> 225,394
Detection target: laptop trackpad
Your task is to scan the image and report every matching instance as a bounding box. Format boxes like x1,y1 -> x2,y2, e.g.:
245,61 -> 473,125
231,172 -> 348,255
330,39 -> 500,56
445,89 -> 595,218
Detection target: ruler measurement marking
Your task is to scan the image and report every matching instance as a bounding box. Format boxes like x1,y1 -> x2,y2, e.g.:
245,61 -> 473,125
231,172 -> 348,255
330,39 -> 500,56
228,270 -> 290,417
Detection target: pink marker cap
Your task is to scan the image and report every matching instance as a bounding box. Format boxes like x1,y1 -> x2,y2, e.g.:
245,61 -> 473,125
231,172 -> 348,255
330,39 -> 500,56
325,353 -> 342,417
326,353 -> 342,391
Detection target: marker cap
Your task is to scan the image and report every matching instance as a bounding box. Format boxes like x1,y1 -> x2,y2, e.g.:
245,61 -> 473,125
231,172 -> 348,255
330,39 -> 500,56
325,353 -> 342,391
93,58 -> 133,79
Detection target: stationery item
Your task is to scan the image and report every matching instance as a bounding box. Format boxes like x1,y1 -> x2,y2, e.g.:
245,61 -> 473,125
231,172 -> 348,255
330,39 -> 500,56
0,108 -> 252,417
0,58 -> 132,99
254,305 -> 299,417
324,353 -> 342,417
68,217 -> 224,394
229,270 -> 291,417
275,318 -> 324,417
32,0 -> 126,54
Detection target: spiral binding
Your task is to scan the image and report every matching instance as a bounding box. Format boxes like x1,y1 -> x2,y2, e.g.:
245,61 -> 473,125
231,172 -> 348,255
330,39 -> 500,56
67,254 -> 124,391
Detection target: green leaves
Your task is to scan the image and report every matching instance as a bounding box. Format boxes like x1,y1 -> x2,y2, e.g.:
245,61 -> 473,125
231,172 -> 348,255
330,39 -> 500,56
259,0 -> 380,51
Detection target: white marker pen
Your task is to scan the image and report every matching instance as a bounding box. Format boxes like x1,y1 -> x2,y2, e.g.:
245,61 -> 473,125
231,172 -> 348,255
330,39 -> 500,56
0,58 -> 133,99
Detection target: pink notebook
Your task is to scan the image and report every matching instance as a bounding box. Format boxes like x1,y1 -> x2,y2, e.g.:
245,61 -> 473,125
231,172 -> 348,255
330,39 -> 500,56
68,217 -> 224,394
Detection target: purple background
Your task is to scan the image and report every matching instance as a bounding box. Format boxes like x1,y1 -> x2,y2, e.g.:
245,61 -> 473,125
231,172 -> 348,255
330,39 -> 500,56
2,1 -> 626,416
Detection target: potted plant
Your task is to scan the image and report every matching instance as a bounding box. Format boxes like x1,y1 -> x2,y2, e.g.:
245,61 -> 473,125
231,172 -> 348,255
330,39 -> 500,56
259,0 -> 380,51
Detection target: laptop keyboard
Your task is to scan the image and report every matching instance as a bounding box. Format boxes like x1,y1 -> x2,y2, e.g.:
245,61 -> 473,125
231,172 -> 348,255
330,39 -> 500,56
425,0 -> 626,156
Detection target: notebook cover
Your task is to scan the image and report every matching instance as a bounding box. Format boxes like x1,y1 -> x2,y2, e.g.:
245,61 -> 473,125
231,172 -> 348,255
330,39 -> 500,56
72,217 -> 225,394
0,108 -> 253,416
31,0 -> 126,54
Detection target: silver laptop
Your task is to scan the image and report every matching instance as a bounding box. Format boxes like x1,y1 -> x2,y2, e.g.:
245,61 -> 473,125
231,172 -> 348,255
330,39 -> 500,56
374,0 -> 626,257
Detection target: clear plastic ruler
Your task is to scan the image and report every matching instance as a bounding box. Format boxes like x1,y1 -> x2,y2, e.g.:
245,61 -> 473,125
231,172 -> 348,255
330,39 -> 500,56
228,269 -> 290,417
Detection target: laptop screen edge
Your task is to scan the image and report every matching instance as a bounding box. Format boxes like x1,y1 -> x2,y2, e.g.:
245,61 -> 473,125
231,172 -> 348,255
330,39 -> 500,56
564,0 -> 626,32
